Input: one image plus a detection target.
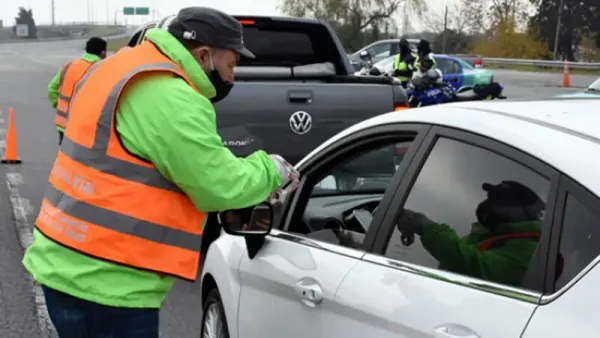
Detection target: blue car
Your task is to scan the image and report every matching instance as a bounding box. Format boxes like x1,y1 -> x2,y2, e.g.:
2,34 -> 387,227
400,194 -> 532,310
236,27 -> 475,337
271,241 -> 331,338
360,54 -> 496,93
556,77 -> 600,98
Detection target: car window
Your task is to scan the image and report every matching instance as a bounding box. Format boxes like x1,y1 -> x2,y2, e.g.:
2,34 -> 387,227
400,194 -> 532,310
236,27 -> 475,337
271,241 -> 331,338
554,193 -> 600,290
285,139 -> 415,251
458,58 -> 474,70
312,142 -> 410,196
367,43 -> 391,58
436,58 -> 460,75
383,137 -> 550,291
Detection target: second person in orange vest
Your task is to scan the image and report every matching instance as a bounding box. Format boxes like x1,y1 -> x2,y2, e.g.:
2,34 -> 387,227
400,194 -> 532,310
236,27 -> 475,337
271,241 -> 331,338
47,37 -> 107,145
24,7 -> 296,337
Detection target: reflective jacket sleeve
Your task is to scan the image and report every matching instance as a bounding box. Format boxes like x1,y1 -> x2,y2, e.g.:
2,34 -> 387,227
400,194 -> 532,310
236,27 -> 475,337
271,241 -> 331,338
48,69 -> 61,109
419,223 -> 537,286
116,76 -> 282,213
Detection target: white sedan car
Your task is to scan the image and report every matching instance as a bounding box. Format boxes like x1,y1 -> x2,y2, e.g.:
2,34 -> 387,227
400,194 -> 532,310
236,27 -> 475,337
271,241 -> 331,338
200,97 -> 600,338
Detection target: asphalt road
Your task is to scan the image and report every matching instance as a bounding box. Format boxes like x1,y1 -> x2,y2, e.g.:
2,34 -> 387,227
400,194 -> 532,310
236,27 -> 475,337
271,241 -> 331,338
0,39 -> 597,337
0,39 -> 203,338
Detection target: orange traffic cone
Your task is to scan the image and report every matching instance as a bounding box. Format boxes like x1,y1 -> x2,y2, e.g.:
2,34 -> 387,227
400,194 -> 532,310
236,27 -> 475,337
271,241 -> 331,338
563,59 -> 570,88
1,107 -> 21,164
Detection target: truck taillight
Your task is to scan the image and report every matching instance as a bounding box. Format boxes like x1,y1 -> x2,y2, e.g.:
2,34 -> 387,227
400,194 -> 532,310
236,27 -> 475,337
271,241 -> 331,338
474,59 -> 482,68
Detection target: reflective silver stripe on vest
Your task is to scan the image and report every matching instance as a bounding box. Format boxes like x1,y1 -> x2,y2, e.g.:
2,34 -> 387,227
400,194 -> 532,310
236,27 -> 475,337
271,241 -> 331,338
57,109 -> 68,118
60,135 -> 179,191
44,184 -> 202,251
61,61 -> 184,192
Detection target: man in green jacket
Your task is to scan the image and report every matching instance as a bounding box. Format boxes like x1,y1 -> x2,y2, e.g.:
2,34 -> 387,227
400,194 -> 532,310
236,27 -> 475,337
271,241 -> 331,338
24,7 -> 296,337
397,180 -> 545,288
47,37 -> 106,144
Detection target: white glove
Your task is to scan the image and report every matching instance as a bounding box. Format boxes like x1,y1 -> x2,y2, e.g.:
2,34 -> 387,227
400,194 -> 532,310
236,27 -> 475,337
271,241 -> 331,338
268,154 -> 300,205
268,154 -> 299,188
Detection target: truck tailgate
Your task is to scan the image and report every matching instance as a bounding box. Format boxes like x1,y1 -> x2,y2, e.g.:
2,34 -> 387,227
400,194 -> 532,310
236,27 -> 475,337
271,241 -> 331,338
215,82 -> 396,164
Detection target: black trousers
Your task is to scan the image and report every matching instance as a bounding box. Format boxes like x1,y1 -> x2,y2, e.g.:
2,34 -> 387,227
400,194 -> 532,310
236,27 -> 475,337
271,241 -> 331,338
58,130 -> 64,145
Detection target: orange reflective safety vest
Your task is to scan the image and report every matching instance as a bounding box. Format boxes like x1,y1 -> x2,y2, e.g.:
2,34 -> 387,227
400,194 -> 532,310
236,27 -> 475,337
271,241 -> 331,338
36,40 -> 206,281
55,59 -> 94,129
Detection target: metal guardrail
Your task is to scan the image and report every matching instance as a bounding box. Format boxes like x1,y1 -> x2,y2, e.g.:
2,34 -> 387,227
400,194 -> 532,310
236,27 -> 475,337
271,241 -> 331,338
482,57 -> 600,70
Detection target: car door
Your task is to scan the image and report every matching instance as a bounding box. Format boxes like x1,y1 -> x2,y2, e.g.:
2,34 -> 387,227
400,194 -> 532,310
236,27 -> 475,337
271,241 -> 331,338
236,124 -> 430,338
329,126 -> 560,338
522,175 -> 600,337
437,57 -> 463,90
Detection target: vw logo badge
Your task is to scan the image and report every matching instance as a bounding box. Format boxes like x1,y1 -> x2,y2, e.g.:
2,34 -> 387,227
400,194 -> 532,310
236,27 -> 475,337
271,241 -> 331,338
289,111 -> 312,135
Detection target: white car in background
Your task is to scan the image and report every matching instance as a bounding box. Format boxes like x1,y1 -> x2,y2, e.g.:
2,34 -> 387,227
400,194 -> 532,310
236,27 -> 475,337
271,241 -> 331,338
199,97 -> 600,338
556,76 -> 600,98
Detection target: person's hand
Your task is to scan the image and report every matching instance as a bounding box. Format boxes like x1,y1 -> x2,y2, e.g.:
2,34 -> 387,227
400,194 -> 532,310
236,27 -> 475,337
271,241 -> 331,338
268,154 -> 299,188
396,209 -> 434,236
393,69 -> 402,76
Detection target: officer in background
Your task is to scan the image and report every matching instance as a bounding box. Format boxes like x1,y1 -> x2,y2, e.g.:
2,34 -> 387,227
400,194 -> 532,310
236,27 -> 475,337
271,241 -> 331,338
392,38 -> 417,87
414,39 -> 436,76
24,7 -> 296,337
47,37 -> 107,144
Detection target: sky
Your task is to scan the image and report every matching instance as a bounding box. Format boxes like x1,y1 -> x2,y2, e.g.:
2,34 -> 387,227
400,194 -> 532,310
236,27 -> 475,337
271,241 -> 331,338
1,0 -> 453,31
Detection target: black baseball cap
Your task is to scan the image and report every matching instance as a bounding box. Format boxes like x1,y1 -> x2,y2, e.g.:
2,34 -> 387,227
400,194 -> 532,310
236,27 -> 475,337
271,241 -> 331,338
482,180 -> 544,208
168,6 -> 255,59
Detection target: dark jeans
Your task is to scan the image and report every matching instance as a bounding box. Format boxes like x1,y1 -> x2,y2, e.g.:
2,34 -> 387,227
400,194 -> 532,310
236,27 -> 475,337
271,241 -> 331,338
42,285 -> 159,338
58,131 -> 64,145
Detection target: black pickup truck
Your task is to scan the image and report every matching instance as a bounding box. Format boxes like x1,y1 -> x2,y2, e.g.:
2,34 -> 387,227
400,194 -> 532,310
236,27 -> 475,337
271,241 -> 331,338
127,15 -> 408,165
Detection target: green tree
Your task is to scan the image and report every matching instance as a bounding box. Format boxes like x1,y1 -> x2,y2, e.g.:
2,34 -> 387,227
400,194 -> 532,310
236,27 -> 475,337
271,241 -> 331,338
529,0 -> 597,60
13,7 -> 38,39
278,0 -> 426,51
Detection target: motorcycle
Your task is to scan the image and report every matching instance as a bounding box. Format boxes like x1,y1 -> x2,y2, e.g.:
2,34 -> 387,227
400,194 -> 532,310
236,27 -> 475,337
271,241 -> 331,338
406,69 -> 506,108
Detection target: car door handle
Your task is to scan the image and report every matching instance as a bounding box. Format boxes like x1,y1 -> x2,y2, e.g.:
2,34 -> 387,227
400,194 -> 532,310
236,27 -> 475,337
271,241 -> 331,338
288,90 -> 313,104
294,280 -> 323,307
433,325 -> 479,338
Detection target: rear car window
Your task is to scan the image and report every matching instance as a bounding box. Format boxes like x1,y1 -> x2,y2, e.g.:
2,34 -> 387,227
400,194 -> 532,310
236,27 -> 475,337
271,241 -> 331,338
238,21 -> 342,67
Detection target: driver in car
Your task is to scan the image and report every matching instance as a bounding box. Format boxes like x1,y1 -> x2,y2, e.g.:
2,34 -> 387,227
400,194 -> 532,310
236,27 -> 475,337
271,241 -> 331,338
396,180 -> 544,287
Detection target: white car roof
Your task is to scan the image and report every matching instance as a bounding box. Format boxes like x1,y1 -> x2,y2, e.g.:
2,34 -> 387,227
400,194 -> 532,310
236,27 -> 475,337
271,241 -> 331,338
298,98 -> 600,196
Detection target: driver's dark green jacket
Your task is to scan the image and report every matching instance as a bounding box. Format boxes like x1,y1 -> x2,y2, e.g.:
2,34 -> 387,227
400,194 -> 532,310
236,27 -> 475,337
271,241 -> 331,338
420,221 -> 541,287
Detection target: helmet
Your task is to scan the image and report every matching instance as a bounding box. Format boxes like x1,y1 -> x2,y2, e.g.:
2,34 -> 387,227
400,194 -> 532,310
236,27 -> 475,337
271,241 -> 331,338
425,68 -> 442,81
476,181 -> 545,229
399,38 -> 410,50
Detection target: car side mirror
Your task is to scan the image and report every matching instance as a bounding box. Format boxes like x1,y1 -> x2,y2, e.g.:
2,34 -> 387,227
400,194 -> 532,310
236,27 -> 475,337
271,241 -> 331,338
359,50 -> 372,60
218,203 -> 274,237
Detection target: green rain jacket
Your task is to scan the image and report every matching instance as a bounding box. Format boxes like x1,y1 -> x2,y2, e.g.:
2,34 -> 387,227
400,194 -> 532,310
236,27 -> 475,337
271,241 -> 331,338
23,28 -> 282,308
47,53 -> 102,132
420,221 -> 541,288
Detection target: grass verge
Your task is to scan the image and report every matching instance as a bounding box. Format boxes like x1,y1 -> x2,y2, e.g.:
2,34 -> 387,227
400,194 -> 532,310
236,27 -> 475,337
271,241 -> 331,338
485,63 -> 600,76
106,38 -> 129,52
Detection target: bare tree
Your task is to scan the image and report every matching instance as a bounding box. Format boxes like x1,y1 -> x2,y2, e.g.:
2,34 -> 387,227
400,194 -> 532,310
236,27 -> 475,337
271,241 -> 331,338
279,0 -> 427,42
425,1 -> 470,34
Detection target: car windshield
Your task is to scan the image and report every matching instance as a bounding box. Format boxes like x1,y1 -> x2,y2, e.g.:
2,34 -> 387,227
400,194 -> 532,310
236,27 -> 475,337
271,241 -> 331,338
373,55 -> 395,73
587,77 -> 600,92
458,58 -> 474,70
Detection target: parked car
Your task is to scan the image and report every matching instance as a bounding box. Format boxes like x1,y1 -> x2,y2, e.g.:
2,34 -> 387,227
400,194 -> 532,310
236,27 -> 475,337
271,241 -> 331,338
556,76 -> 600,98
200,97 -> 600,338
356,54 -> 496,92
348,38 -> 421,71
128,15 -> 408,166
449,53 -> 484,68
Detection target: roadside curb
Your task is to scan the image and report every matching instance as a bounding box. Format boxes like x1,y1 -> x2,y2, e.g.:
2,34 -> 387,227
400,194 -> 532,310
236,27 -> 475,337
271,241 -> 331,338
0,113 -> 56,337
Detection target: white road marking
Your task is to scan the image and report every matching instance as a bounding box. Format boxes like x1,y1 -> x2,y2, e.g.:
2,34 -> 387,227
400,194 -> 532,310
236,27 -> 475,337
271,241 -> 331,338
0,112 -> 55,337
